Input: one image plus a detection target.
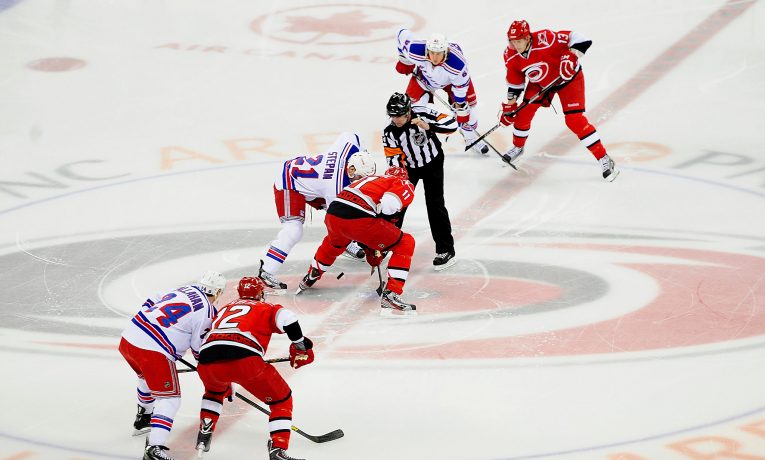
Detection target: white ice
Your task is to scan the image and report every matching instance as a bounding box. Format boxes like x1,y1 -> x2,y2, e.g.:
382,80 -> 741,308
1,1 -> 764,459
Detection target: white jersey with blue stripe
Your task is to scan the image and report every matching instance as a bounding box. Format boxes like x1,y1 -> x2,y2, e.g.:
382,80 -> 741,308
275,132 -> 363,204
396,28 -> 471,104
121,284 -> 216,361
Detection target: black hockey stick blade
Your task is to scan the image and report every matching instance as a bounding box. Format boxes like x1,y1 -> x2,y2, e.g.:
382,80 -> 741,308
375,266 -> 385,296
292,425 -> 345,443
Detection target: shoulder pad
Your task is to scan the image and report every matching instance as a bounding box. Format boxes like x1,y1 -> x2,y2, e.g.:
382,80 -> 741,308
408,42 -> 427,59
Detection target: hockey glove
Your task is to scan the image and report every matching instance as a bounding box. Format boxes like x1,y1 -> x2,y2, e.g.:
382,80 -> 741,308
559,51 -> 578,81
306,197 -> 326,210
364,248 -> 386,268
289,337 -> 315,369
395,61 -> 415,75
454,101 -> 470,125
499,101 -> 519,126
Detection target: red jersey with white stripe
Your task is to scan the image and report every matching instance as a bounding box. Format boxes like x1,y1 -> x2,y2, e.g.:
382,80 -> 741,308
199,298 -> 284,361
329,175 -> 415,218
121,285 -> 216,361
504,29 -> 583,92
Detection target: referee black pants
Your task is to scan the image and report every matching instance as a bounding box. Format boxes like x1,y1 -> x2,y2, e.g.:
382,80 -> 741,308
401,153 -> 454,255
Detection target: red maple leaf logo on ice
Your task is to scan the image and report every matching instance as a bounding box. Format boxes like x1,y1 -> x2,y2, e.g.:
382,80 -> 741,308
282,10 -> 398,43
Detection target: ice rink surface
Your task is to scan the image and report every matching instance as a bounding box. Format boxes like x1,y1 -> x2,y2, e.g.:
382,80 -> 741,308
1,0 -> 764,459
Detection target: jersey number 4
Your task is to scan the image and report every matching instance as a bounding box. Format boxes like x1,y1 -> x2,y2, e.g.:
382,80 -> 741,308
147,302 -> 192,328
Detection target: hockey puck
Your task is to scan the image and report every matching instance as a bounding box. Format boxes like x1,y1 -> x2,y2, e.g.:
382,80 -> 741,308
336,272 -> 344,279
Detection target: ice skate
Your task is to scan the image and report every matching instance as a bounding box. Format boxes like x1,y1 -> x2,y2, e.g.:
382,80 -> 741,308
195,417 -> 214,457
502,146 -> 524,166
433,251 -> 456,271
268,440 -> 305,460
341,241 -> 365,262
144,445 -> 175,460
132,404 -> 151,436
471,141 -> 490,155
600,155 -> 619,182
295,266 -> 322,295
380,290 -> 417,317
258,259 -> 287,295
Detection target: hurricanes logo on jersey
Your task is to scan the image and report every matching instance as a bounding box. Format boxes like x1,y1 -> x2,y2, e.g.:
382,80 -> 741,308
524,63 -> 549,83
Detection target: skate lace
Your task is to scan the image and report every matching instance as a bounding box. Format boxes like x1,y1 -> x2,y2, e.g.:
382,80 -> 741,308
146,446 -> 174,460
259,271 -> 282,287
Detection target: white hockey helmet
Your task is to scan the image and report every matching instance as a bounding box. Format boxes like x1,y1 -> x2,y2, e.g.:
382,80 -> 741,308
346,150 -> 377,179
198,270 -> 226,297
426,33 -> 449,54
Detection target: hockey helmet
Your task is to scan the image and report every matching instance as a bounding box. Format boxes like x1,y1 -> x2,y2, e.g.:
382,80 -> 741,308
347,150 -> 377,179
384,166 -> 409,180
426,33 -> 449,53
238,276 -> 265,300
507,20 -> 531,40
198,271 -> 226,297
386,92 -> 411,117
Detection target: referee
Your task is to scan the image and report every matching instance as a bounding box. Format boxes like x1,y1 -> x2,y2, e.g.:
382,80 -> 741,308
382,92 -> 458,271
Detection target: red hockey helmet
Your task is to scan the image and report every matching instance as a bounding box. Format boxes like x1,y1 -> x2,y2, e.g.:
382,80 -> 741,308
507,20 -> 530,40
385,166 -> 408,180
238,276 -> 265,300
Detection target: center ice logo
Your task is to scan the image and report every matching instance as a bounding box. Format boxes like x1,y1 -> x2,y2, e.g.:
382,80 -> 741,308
250,5 -> 424,45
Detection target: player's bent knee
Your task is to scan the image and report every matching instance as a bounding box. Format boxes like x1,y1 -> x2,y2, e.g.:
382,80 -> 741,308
278,220 -> 304,246
393,233 -> 415,256
564,113 -> 589,132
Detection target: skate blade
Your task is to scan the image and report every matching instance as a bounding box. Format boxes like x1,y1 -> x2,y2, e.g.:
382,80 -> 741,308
196,444 -> 206,458
433,258 -> 457,272
132,427 -> 150,436
380,308 -> 417,318
340,252 -> 365,262
604,168 -> 620,182
265,287 -> 287,296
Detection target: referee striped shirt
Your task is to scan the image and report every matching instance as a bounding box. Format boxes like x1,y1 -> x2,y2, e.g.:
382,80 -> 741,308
383,106 -> 458,168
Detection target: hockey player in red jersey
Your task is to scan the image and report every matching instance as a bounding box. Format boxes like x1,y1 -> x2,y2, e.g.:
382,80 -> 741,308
195,277 -> 314,460
297,167 -> 418,315
499,20 -> 619,181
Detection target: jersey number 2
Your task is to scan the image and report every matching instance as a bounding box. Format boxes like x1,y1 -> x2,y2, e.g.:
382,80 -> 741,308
211,304 -> 251,329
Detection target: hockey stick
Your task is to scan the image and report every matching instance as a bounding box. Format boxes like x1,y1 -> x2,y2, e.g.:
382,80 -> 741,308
412,72 -> 501,154
464,76 -> 565,152
178,356 -> 290,373
375,265 -> 385,297
177,357 -> 345,443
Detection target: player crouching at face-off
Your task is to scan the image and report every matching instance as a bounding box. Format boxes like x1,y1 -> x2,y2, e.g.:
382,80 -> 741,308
195,276 -> 314,460
297,166 -> 418,316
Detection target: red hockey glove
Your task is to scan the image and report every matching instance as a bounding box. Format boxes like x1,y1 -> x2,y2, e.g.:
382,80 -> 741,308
395,61 -> 415,75
559,51 -> 578,81
499,101 -> 519,126
364,248 -> 386,267
306,197 -> 326,210
454,101 -> 470,125
289,337 -> 315,369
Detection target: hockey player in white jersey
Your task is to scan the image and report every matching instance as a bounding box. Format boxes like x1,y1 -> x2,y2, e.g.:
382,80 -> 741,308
119,270 -> 226,460
258,132 -> 377,293
395,28 -> 489,155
